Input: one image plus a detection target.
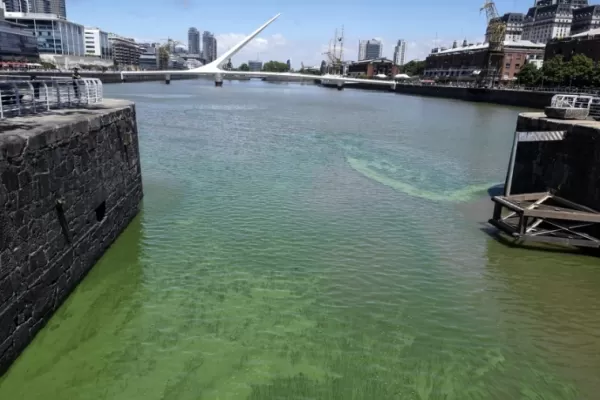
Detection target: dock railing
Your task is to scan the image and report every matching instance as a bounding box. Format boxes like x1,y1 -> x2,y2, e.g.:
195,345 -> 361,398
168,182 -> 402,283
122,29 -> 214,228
550,94 -> 600,119
0,78 -> 103,119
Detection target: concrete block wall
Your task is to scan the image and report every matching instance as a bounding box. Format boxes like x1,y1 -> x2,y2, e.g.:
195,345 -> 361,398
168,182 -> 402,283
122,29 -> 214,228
0,100 -> 143,374
512,113 -> 600,211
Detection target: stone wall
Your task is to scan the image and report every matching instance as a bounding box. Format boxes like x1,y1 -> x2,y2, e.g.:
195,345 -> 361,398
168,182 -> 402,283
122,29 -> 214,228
511,113 -> 600,211
345,83 -> 555,109
0,99 -> 143,375
394,85 -> 555,109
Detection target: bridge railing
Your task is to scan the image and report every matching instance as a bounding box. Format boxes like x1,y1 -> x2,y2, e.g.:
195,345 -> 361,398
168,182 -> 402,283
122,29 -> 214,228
0,78 -> 103,119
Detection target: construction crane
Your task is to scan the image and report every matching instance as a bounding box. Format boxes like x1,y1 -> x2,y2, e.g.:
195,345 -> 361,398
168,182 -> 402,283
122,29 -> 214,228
322,26 -> 344,75
479,0 -> 506,87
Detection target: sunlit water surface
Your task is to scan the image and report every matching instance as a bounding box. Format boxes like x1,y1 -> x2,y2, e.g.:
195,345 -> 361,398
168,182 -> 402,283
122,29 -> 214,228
1,80 -> 599,399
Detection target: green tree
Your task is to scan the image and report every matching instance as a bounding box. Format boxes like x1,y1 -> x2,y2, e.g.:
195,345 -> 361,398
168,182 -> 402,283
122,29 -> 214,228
262,60 -> 289,72
541,55 -> 566,86
239,63 -> 250,71
516,62 -> 542,86
399,60 -> 425,76
564,54 -> 594,87
158,45 -> 170,70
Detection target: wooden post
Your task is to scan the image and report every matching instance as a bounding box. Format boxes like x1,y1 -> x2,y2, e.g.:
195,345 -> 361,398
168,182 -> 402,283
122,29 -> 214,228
504,130 -> 519,196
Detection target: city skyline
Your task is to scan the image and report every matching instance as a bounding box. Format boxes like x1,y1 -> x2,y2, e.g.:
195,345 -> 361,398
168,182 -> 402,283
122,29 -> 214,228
65,0 -> 529,67
4,0 -> 597,68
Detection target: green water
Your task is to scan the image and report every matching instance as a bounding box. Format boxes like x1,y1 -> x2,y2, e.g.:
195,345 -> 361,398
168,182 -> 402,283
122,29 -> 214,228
1,81 -> 600,399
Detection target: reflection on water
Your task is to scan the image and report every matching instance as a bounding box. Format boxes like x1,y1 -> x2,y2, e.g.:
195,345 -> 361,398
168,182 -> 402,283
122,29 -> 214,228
1,80 -> 599,399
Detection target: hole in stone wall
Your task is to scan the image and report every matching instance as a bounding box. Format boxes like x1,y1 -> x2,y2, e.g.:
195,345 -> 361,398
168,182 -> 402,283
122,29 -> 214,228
95,201 -> 106,222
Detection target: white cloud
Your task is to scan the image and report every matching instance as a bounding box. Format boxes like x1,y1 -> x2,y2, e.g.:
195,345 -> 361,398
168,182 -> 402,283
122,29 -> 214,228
216,33 -> 288,63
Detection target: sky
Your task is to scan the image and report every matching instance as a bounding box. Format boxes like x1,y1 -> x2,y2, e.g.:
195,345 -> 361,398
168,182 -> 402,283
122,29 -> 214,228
68,0 -> 538,68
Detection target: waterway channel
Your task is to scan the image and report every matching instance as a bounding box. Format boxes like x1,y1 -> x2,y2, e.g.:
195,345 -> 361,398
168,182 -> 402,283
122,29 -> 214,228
1,80 -> 599,399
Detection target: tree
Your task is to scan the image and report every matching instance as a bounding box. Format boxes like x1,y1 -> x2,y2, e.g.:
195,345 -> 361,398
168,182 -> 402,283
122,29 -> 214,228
516,62 -> 542,86
262,60 -> 289,72
399,60 -> 425,77
564,54 -> 594,87
239,63 -> 250,71
541,55 -> 566,86
158,45 -> 170,70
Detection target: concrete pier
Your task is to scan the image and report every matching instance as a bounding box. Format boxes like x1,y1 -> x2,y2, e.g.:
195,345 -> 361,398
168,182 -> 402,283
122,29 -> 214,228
510,113 -> 600,211
0,99 -> 143,375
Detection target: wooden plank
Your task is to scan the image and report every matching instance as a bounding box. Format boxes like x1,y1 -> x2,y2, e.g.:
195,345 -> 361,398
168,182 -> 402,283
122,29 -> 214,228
552,196 -> 600,214
492,196 -> 525,212
519,234 -> 600,249
523,208 -> 600,223
488,218 -> 520,237
500,192 -> 550,202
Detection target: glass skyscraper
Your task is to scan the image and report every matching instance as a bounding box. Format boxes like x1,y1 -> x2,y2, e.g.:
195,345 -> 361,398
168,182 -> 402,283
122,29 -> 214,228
3,0 -> 67,19
5,13 -> 84,56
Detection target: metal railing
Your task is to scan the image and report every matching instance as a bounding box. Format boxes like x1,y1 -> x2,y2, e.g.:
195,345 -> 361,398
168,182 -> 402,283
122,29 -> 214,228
550,94 -> 600,119
0,78 -> 103,119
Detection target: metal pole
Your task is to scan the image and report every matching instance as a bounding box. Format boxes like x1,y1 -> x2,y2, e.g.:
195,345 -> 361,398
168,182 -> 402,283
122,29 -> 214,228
504,130 -> 519,196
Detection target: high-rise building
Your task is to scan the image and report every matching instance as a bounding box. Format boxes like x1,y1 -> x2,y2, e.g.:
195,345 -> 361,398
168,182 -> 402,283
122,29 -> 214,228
5,11 -> 84,55
0,1 -> 39,61
188,27 -> 200,54
523,0 -> 589,42
4,0 -> 67,18
535,0 -> 587,7
84,28 -> 112,59
571,5 -> 600,35
358,39 -> 382,61
393,39 -> 406,65
248,60 -> 262,71
108,34 -> 143,68
202,31 -> 217,62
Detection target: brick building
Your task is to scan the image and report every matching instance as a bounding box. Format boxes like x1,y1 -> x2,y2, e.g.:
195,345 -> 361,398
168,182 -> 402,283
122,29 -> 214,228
347,58 -> 398,78
424,40 -> 545,82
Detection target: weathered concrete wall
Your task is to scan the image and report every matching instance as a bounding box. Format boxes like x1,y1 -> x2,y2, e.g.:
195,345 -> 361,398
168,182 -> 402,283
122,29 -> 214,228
345,83 -> 555,109
511,113 -> 600,211
0,99 -> 143,375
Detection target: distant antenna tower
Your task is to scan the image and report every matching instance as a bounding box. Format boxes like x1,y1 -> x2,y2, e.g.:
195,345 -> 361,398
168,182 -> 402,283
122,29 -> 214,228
339,25 -> 344,63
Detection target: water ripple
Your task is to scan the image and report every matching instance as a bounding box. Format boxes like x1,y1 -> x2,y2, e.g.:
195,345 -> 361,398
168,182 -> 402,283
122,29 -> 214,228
0,81 -> 599,400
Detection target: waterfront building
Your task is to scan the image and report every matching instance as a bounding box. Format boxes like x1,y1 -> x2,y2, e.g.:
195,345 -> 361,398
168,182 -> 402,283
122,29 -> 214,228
108,33 -> 143,69
571,5 -> 600,35
485,13 -> 524,42
188,27 -> 200,54
522,0 -> 589,43
0,2 -> 39,62
347,57 -> 398,78
423,40 -> 545,82
5,11 -> 84,56
393,39 -> 406,66
358,39 -> 382,61
138,42 -> 159,70
545,28 -> 600,62
84,27 -> 112,59
248,60 -> 262,71
202,31 -> 217,63
3,0 -> 66,18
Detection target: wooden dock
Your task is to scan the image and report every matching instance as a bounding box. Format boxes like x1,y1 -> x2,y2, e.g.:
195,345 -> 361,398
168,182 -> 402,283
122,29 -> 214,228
489,192 -> 600,249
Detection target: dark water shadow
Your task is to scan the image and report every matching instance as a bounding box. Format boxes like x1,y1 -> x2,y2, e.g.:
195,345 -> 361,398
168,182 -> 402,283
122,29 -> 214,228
478,223 -> 586,256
